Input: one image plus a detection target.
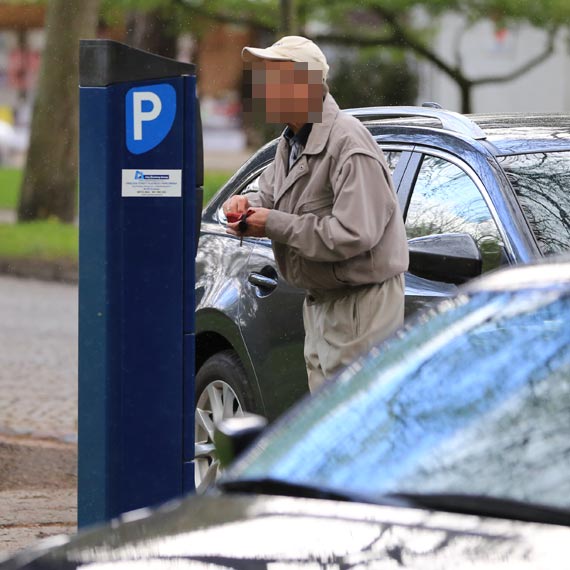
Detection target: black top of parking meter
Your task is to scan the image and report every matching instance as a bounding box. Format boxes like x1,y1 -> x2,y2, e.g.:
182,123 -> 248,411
80,39 -> 196,87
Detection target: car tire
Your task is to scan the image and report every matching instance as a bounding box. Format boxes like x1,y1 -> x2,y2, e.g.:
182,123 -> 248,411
194,350 -> 256,493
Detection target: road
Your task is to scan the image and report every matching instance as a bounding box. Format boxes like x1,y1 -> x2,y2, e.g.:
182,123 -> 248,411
0,275 -> 77,558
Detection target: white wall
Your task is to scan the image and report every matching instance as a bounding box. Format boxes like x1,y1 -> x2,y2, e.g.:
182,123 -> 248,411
417,13 -> 570,113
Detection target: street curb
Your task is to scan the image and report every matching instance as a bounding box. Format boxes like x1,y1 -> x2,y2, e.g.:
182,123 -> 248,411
0,258 -> 77,284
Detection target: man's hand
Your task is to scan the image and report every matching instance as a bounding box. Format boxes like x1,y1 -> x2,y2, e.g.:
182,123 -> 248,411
223,195 -> 250,217
226,208 -> 270,238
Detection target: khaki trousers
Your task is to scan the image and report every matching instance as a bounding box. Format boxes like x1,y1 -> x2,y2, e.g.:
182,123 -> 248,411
302,273 -> 405,393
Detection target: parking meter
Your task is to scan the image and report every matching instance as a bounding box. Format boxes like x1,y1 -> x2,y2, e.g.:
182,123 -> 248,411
78,40 -> 202,527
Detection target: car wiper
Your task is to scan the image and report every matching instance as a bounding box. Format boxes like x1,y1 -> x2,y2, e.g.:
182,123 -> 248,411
218,477 -> 409,508
385,492 -> 570,527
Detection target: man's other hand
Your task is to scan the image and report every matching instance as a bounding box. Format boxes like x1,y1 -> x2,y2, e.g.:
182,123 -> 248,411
223,195 -> 250,217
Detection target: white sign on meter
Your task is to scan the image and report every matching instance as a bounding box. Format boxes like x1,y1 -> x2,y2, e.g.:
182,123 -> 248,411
123,84 -> 182,197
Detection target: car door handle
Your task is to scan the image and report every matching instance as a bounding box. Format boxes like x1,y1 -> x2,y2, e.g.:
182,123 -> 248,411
248,272 -> 278,291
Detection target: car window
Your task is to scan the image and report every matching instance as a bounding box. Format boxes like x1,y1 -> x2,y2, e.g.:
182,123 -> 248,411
220,149 -> 403,222
217,171 -> 263,223
406,155 -> 504,272
497,151 -> 570,256
227,287 -> 570,512
241,175 -> 261,195
243,148 -> 402,194
382,150 -> 402,173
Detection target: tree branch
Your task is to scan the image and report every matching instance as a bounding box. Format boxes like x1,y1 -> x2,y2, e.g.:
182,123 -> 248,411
175,0 -> 559,97
312,31 -> 401,48
174,0 -> 275,33
369,6 -> 468,87
472,27 -> 558,85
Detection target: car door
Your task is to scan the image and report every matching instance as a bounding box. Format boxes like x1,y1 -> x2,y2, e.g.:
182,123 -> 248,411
400,150 -> 508,316
239,149 -> 411,420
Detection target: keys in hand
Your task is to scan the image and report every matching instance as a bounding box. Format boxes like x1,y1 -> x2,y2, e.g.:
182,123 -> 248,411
227,209 -> 255,246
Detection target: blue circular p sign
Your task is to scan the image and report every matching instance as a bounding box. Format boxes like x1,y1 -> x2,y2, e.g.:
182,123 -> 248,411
126,83 -> 177,155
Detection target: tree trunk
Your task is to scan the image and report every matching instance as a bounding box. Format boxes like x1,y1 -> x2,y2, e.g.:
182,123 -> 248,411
280,0 -> 296,36
460,82 -> 473,114
17,0 -> 100,223
125,10 -> 177,59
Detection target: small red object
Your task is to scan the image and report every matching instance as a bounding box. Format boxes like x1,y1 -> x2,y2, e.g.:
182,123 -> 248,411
226,212 -> 241,223
226,209 -> 254,225
226,209 -> 254,246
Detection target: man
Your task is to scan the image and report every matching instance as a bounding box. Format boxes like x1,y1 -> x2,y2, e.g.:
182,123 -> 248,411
224,36 -> 409,393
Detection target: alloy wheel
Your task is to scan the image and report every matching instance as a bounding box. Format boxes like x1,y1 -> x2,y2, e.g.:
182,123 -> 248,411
194,380 -> 244,493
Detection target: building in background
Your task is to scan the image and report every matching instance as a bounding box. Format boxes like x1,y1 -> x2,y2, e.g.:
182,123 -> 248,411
0,3 -> 44,165
195,23 -> 253,154
418,13 -> 570,113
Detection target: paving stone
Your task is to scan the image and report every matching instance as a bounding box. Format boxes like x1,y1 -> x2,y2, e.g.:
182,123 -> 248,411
0,276 -> 78,560
0,275 -> 77,442
0,489 -> 76,559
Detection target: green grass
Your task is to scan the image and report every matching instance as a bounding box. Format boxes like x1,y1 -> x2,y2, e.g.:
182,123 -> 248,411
0,168 -> 22,209
203,170 -> 232,204
0,169 -> 232,212
0,169 -> 233,261
0,220 -> 78,260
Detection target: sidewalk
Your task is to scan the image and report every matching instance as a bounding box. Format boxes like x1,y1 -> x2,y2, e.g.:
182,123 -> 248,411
0,276 -> 78,559
0,435 -> 76,556
0,209 -> 14,224
204,148 -> 252,171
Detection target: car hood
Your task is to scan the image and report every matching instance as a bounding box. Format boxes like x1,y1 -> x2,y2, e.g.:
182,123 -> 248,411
3,493 -> 568,569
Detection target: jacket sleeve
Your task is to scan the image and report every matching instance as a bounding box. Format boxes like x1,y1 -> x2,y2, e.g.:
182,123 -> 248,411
244,160 -> 276,209
265,150 -> 397,262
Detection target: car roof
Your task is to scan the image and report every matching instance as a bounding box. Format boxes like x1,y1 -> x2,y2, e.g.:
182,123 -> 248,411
226,108 -> 570,197
471,113 -> 570,154
356,109 -> 570,155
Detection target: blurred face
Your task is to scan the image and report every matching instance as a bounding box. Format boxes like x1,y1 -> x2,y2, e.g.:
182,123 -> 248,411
243,59 -> 324,125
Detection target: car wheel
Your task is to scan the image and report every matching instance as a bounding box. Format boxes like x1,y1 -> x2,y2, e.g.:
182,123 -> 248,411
194,350 -> 255,493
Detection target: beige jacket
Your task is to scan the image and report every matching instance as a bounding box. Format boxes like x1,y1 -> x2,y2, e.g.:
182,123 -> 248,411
248,93 -> 409,294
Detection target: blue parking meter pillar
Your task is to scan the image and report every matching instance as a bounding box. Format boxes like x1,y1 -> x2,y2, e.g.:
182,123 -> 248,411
78,40 -> 202,528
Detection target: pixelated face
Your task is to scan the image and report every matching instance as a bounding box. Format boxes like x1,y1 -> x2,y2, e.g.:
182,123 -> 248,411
243,60 -> 324,125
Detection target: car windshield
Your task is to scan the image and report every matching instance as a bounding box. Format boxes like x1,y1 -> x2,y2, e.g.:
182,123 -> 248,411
498,151 -> 570,255
226,286 -> 570,512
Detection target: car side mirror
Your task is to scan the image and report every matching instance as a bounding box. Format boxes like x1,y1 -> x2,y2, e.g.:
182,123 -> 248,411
408,232 -> 483,284
214,413 -> 268,469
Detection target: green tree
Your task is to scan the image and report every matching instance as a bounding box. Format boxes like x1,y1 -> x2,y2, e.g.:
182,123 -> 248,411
329,50 -> 419,109
106,0 -> 188,56
308,0 -> 565,113
175,0 -> 570,113
17,0 -> 570,220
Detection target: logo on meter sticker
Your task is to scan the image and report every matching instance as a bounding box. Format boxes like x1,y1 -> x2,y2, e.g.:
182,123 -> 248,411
126,84 -> 176,154
134,170 -> 170,180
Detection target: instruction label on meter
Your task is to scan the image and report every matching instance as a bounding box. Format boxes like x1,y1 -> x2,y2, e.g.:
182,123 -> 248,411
122,169 -> 182,197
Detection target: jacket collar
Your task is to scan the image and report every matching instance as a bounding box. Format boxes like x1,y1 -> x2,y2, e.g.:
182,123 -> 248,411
284,122 -> 313,147
272,93 -> 340,206
302,93 -> 340,156
276,93 -> 339,161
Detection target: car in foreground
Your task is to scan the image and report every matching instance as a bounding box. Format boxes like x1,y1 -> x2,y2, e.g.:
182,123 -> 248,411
4,257 -> 570,568
194,106 -> 570,490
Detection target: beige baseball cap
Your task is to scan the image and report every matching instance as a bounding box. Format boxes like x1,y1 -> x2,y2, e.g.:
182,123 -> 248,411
242,35 -> 329,81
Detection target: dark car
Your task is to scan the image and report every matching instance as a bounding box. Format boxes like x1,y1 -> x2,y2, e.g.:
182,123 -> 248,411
194,106 -> 570,489
5,258 -> 570,569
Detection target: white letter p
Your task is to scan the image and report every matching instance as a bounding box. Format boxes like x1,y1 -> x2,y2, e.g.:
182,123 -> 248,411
133,92 -> 162,141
